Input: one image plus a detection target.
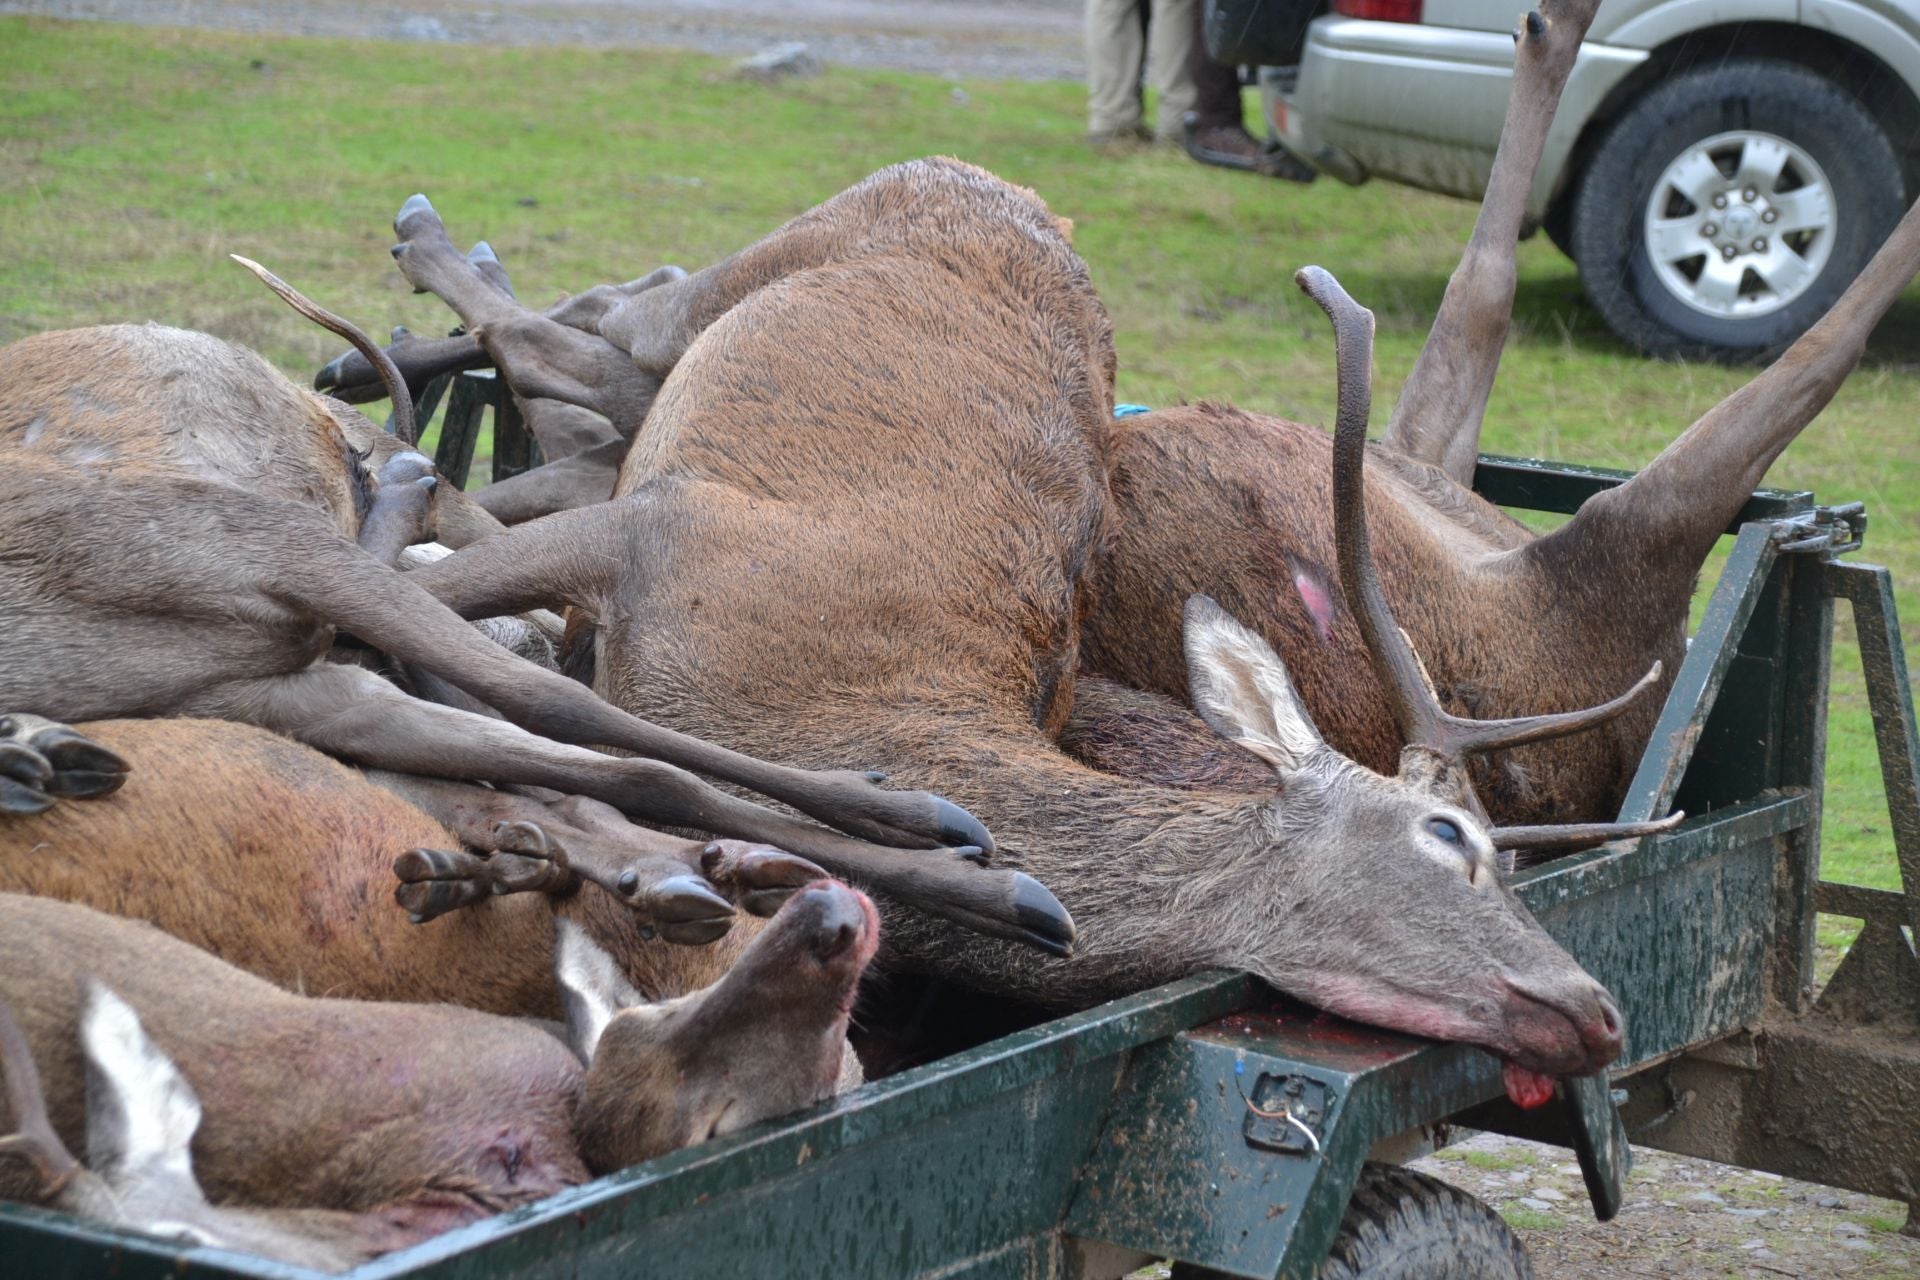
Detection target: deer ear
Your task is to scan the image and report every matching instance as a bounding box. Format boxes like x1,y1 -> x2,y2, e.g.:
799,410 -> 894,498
555,920 -> 645,1063
79,983 -> 201,1186
1183,595 -> 1327,773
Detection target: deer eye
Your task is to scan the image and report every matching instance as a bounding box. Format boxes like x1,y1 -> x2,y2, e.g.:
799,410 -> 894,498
1427,818 -> 1463,846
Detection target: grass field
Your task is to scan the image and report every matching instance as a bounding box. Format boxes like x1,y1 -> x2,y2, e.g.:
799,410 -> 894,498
2,16 -> 1914,956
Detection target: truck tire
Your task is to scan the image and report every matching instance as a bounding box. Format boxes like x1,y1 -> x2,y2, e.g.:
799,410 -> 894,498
1568,59 -> 1903,363
1317,1164 -> 1533,1280
1168,1163 -> 1532,1280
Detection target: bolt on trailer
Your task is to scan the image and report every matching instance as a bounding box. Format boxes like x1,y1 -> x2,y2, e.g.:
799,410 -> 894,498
3,436 -> 1916,1279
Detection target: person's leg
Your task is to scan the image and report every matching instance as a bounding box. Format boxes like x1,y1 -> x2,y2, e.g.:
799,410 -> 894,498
1182,0 -> 1245,133
1086,0 -> 1148,141
1148,0 -> 1202,141
1177,0 -> 1317,180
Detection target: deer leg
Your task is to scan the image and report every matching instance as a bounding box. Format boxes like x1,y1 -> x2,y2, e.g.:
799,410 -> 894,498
388,197 -> 661,430
369,768 -> 820,941
187,664 -> 1069,953
387,488 -> 1001,853
1545,193 -> 1920,577
1380,0 -> 1604,483
315,331 -> 490,405
312,265 -> 687,407
0,713 -> 130,814
357,451 -> 439,565
469,437 -> 627,523
462,241 -> 636,463
390,835 -> 579,926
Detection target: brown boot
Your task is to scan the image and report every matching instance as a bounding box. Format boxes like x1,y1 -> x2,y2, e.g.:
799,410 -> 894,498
1183,116 -> 1316,182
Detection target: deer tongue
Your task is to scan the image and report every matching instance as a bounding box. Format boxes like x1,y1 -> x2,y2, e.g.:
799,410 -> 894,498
1501,1060 -> 1556,1110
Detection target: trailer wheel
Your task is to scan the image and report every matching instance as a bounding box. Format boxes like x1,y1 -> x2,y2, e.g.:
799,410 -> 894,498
1316,1163 -> 1533,1280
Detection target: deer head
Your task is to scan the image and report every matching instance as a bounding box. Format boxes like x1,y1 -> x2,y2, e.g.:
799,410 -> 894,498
1163,268 -> 1682,1103
560,879 -> 876,1172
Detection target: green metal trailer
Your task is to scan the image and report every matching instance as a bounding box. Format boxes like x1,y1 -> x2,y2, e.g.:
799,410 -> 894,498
4,437 -> 1916,1279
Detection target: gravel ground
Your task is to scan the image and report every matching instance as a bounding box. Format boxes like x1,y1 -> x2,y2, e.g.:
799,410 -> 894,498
11,2 -> 1920,1274
1411,1133 -> 1920,1279
0,0 -> 1087,79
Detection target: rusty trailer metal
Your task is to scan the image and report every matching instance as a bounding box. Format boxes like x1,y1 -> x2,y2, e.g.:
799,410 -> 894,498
2,455 -> 1916,1278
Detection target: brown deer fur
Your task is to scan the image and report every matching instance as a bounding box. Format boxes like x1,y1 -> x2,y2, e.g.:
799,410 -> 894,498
0,718 -> 761,1009
0,316 -> 1067,947
0,882 -> 874,1250
398,157 -> 1637,1084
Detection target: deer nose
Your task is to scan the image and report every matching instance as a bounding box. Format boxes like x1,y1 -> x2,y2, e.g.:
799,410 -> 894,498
796,882 -> 870,962
1579,984 -> 1626,1068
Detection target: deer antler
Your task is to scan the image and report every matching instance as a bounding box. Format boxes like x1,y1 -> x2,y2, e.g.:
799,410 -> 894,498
231,255 -> 418,447
1299,264 -> 1667,778
1381,0 -> 1605,483
0,998 -> 81,1200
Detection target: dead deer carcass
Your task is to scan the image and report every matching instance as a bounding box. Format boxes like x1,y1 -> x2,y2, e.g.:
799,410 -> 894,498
391,156 -> 1667,1102
0,309 -> 1071,949
0,992 -> 402,1272
0,882 -> 874,1264
1074,0 -> 1920,826
0,715 -> 829,1007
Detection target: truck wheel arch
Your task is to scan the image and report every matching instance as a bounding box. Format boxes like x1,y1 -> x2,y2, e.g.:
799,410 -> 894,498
1543,20 -> 1920,257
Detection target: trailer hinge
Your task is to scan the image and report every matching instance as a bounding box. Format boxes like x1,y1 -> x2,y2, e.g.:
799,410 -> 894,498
1773,503 -> 1864,556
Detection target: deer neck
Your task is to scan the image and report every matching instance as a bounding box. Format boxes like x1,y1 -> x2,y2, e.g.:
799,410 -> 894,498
860,699 -> 1289,1005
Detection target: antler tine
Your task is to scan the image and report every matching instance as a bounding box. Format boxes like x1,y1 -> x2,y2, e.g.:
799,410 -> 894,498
1382,0 -> 1605,483
231,255 -> 418,447
0,998 -> 80,1198
1492,809 -> 1684,853
1298,265 -> 1449,751
1434,658 -> 1665,756
1304,264 -> 1670,764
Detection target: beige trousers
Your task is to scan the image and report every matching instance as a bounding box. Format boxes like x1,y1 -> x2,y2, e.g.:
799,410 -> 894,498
1085,0 -> 1199,138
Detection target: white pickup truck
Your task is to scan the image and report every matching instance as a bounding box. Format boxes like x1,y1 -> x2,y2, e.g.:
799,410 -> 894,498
1215,0 -> 1919,359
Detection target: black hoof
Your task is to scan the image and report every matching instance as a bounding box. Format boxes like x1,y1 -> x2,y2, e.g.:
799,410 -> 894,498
862,770 -> 888,785
1011,873 -> 1075,957
932,797 -> 994,855
706,846 -> 827,917
0,777 -> 53,816
651,875 -> 736,945
468,241 -> 501,266
314,350 -> 350,391
0,741 -> 53,790
19,729 -> 129,801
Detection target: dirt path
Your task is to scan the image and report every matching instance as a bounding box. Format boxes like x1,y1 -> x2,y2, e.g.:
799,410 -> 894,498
0,0 -> 1087,79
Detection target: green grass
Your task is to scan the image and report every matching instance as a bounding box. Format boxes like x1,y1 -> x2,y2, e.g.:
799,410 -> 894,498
1,16 -> 1915,929
1498,1206 -> 1562,1232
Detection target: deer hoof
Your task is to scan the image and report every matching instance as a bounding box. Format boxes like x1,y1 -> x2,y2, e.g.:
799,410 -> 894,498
931,797 -> 995,855
0,773 -> 55,816
701,842 -> 827,917
0,719 -> 129,807
649,875 -> 737,945
394,193 -> 445,240
377,451 -> 436,488
1010,873 -> 1075,958
951,845 -> 989,867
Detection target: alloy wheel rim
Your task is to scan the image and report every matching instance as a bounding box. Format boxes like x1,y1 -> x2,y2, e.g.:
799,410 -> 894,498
1642,129 -> 1835,320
